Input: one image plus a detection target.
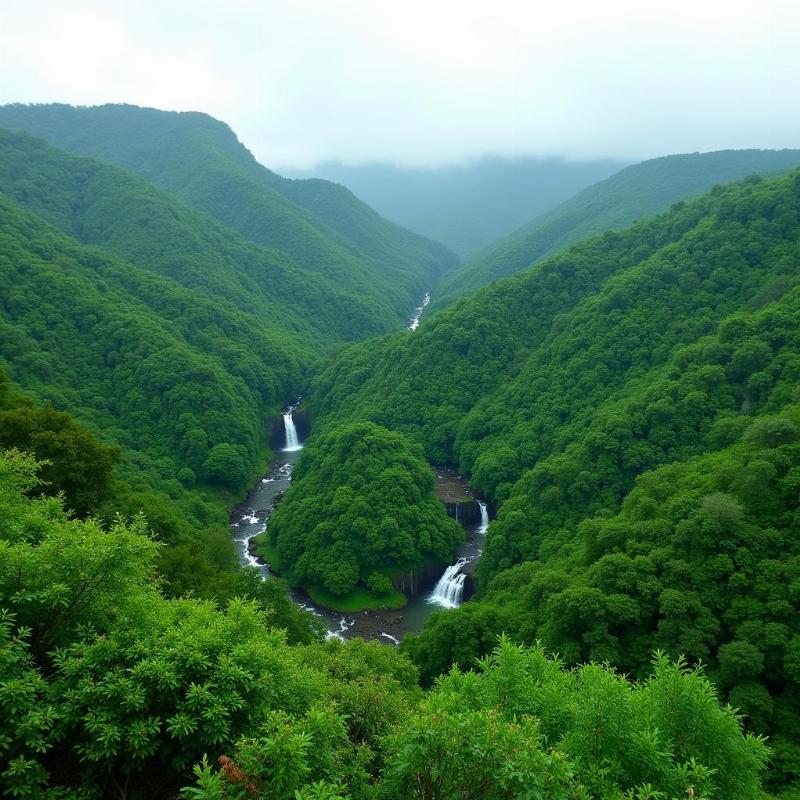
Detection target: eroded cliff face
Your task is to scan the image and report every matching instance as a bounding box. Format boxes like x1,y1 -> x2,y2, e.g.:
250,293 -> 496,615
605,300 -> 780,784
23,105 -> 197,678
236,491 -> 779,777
391,560 -> 446,598
444,498 -> 481,526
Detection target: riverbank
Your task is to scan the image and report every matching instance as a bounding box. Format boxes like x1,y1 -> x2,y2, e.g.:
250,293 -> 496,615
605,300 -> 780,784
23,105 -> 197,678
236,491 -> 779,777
230,402 -> 491,643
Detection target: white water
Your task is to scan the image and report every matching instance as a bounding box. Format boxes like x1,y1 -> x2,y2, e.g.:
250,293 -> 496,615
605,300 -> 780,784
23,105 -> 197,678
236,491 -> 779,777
477,501 -> 489,534
428,558 -> 467,608
241,525 -> 267,570
231,456 -> 354,642
282,411 -> 303,452
408,293 -> 430,331
232,507 -> 268,574
325,616 -> 356,642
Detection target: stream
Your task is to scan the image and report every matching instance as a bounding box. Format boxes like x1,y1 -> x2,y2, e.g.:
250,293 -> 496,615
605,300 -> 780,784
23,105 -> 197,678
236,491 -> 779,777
231,297 -> 490,643
230,405 -> 491,643
407,292 -> 430,330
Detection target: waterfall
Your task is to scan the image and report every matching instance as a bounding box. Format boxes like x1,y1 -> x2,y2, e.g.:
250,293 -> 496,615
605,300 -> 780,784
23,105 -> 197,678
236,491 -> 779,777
408,292 -> 431,331
429,558 -> 467,608
282,411 -> 303,452
477,501 -> 489,534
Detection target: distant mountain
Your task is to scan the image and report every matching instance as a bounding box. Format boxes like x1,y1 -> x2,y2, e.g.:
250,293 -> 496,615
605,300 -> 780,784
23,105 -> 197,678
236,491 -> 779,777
285,156 -> 628,257
0,103 -> 456,323
433,148 -> 800,308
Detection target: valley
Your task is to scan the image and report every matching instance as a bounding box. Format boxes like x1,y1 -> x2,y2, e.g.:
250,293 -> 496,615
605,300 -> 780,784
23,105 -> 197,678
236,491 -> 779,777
230,405 -> 493,642
1,100 -> 797,798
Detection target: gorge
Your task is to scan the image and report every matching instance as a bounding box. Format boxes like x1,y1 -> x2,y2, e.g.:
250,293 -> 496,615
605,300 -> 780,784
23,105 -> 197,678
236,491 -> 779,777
230,402 -> 493,642
1,99 -> 795,797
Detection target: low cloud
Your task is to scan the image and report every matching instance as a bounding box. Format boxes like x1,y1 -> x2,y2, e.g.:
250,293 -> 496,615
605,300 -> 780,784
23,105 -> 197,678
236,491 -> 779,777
1,0 -> 797,169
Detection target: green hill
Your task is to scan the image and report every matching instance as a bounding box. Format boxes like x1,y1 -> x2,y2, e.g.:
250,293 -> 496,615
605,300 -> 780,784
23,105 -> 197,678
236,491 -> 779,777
433,149 -> 800,308
0,122 -> 453,600
307,169 -> 800,787
265,421 -> 463,607
0,103 -> 456,323
0,128 -> 396,342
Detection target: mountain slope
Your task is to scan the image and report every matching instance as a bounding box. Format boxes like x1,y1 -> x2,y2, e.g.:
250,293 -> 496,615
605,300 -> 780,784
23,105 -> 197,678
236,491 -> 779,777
0,189 -> 314,596
312,169 -> 800,557
305,170 -> 800,785
286,156 -> 627,257
0,103 -> 457,322
0,191 -> 302,482
0,128 -> 396,342
433,149 -> 800,308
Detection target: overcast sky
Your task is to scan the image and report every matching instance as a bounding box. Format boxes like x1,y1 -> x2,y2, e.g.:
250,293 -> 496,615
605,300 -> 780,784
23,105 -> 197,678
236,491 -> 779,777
1,0 -> 798,169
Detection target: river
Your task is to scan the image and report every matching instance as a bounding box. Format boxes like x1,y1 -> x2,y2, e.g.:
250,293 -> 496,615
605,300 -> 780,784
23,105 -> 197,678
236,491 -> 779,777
231,296 -> 490,643
230,410 -> 491,644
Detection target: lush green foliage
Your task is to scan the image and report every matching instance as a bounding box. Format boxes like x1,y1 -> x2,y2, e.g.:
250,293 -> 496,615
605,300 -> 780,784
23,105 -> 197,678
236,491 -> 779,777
266,423 -> 463,603
433,148 -> 800,308
308,170 -> 800,787
0,103 -> 456,324
0,126 -> 416,346
0,370 -> 120,515
5,452 -> 763,798
0,195 -> 277,479
180,637 -> 769,800
0,451 -> 384,797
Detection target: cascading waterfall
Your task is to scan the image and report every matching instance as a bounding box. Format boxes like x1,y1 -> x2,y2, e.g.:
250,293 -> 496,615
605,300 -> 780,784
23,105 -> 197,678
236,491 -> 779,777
477,501 -> 489,534
408,292 -> 430,331
282,410 -> 303,452
429,558 -> 467,608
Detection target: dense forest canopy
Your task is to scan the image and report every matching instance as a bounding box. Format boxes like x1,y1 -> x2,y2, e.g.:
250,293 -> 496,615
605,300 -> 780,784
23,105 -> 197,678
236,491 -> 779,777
1,99 -> 798,798
264,422 -> 463,604
307,169 -> 800,790
432,149 -> 800,309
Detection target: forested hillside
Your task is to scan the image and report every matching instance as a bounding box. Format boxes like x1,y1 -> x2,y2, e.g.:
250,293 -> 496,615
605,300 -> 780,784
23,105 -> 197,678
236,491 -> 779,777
0,129 -> 395,341
0,118 -> 452,602
287,156 -> 625,257
0,103 -> 456,321
264,422 -> 463,608
308,170 -> 800,789
433,149 -> 800,308
0,194 -> 299,591
0,448 -> 769,797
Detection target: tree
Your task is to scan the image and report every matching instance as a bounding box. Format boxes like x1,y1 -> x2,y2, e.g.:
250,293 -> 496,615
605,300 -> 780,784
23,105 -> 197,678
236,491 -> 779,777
201,443 -> 248,488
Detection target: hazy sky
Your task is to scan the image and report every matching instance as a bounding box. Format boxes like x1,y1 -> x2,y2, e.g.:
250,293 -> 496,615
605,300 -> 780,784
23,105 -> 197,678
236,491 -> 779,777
2,0 -> 798,169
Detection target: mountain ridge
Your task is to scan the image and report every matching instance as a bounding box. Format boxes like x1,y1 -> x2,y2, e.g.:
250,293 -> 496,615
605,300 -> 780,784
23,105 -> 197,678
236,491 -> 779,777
0,102 -> 457,323
432,148 -> 800,308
